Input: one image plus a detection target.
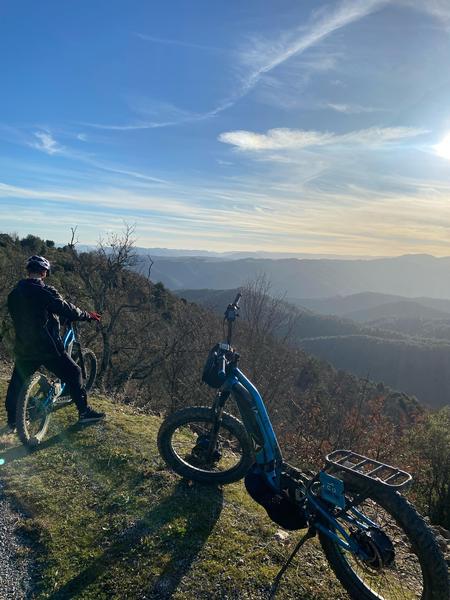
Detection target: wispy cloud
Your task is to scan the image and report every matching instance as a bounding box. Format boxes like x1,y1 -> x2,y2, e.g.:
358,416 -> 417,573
86,0 -> 388,131
0,124 -> 170,188
236,0 -> 388,97
219,129 -> 333,151
326,102 -> 381,114
83,100 -> 207,131
4,171 -> 450,255
30,131 -> 64,155
219,126 -> 427,152
135,32 -> 222,52
82,118 -> 186,132
86,162 -> 169,185
399,0 -> 450,28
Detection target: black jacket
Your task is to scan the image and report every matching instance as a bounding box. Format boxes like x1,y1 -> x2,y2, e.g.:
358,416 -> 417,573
7,278 -> 90,359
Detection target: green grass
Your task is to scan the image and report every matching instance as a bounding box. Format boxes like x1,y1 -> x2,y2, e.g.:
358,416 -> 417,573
0,379 -> 349,599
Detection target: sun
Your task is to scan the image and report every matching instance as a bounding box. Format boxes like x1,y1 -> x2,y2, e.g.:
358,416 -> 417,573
435,132 -> 450,160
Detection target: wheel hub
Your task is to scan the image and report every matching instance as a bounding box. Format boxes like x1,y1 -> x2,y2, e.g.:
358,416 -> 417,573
191,434 -> 222,463
351,527 -> 395,572
27,396 -> 47,419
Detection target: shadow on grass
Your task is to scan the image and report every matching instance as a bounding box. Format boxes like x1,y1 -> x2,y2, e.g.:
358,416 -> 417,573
47,480 -> 224,600
0,423 -> 82,466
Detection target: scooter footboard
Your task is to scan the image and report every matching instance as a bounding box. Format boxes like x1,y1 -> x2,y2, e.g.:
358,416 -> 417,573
325,449 -> 412,491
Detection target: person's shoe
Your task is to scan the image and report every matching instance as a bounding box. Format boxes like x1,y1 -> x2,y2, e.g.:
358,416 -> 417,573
6,423 -> 16,435
78,407 -> 105,424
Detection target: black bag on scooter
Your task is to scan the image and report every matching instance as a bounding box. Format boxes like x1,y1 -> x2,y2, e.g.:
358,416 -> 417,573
244,464 -> 307,531
202,344 -> 225,388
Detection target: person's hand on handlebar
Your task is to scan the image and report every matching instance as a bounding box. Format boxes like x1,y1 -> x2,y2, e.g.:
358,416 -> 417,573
88,311 -> 102,322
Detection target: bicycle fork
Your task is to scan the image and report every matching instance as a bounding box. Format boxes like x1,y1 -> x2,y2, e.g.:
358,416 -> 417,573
205,391 -> 228,458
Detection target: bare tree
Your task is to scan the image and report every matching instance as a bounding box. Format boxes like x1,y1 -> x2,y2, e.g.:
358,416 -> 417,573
238,274 -> 300,408
67,224 -> 152,387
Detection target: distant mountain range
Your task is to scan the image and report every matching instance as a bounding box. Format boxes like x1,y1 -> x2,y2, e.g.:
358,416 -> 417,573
138,249 -> 376,259
75,245 -> 373,260
141,254 -> 450,299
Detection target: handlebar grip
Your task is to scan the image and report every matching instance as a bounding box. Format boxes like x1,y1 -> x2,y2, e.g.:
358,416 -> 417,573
233,292 -> 242,307
218,354 -> 227,379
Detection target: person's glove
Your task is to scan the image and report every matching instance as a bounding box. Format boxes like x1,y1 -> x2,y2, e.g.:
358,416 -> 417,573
88,311 -> 102,322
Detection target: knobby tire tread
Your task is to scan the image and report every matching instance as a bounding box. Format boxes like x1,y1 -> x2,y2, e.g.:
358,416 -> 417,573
16,374 -> 51,448
319,482 -> 449,600
81,348 -> 97,392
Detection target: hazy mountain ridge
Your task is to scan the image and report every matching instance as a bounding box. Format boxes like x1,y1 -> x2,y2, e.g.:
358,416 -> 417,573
77,245 -> 374,260
290,291 -> 450,319
343,300 -> 450,323
140,254 -> 450,298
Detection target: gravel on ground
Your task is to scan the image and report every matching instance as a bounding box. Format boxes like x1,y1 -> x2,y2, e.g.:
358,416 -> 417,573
0,477 -> 36,599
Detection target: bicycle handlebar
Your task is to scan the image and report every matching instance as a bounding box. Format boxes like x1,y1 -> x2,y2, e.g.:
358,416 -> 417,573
224,292 -> 242,345
232,292 -> 242,308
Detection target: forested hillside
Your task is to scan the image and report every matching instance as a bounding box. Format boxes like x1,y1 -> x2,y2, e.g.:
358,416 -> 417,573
300,335 -> 450,409
178,287 -> 450,409
0,232 -> 449,529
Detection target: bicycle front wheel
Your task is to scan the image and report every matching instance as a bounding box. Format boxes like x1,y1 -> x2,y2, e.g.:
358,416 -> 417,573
319,480 -> 449,600
16,374 -> 52,447
157,406 -> 254,485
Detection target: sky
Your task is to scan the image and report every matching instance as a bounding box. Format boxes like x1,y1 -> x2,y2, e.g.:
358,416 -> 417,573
1,0 -> 450,255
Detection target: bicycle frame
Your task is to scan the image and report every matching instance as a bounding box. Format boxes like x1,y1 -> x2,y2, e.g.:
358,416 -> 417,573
220,364 -> 374,557
42,322 -> 82,406
223,366 -> 283,489
204,354 -> 386,566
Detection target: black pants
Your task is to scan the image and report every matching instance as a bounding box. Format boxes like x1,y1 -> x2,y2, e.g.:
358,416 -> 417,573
5,352 -> 88,425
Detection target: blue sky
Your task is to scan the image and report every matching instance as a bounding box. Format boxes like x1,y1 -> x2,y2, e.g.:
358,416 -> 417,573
1,0 -> 450,255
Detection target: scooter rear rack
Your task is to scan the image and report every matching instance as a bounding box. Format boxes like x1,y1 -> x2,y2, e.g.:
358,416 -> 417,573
325,449 -> 412,490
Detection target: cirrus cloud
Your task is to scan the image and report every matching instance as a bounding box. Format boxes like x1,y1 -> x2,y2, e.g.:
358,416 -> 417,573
218,126 -> 428,152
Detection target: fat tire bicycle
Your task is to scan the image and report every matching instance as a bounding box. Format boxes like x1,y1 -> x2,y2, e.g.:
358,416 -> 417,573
16,322 -> 97,447
158,293 -> 449,600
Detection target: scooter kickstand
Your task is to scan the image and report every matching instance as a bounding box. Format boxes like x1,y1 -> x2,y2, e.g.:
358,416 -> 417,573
269,527 -> 316,599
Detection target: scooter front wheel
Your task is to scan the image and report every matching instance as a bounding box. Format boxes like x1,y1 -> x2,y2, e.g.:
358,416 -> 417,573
157,406 -> 254,485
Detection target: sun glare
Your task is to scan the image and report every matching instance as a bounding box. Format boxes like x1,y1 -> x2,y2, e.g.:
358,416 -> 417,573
435,132 -> 450,160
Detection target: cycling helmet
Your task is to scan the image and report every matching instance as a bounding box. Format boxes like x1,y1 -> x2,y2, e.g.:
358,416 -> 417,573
26,255 -> 51,274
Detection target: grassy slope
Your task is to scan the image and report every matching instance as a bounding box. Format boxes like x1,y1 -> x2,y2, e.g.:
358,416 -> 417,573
0,379 -> 349,600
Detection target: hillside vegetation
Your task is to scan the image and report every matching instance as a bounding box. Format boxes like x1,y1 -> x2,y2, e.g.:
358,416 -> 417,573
0,379 -> 352,600
299,335 -> 450,409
